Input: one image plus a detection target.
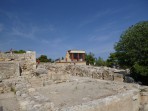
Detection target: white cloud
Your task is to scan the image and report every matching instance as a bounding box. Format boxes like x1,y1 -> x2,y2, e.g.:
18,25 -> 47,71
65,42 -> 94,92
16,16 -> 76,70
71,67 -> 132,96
9,22 -> 56,40
88,30 -> 120,42
0,10 -> 56,40
11,26 -> 35,39
79,9 -> 122,27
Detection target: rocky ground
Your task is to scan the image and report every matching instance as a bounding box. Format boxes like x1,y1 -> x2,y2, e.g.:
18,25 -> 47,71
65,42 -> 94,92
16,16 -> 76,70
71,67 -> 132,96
0,92 -> 20,111
0,63 -> 148,111
37,76 -> 138,109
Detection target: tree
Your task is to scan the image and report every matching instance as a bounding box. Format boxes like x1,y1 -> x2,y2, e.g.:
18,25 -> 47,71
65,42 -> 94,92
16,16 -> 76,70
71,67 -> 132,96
49,58 -> 54,63
13,50 -> 26,54
85,52 -> 95,65
114,21 -> 148,84
106,53 -> 118,67
37,55 -> 49,62
95,57 -> 106,66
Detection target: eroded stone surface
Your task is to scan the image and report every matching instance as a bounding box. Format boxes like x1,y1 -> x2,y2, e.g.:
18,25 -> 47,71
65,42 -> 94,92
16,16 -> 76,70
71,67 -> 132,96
0,63 -> 148,111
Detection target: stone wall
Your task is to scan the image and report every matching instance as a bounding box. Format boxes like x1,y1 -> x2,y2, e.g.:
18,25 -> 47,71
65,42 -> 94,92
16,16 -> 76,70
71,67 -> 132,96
0,62 -> 20,80
65,65 -> 123,82
37,64 -> 124,82
55,61 -> 86,65
0,51 -> 35,62
0,51 -> 36,76
61,89 -> 140,111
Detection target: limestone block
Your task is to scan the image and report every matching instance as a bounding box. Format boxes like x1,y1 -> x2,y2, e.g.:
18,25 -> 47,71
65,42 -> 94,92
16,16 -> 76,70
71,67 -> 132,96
36,68 -> 48,75
0,62 -> 20,80
123,76 -> 134,83
16,91 -> 21,96
20,101 -> 29,111
0,87 -> 4,93
43,80 -> 53,86
28,88 -> 36,93
43,102 -> 54,111
144,104 -> 148,111
51,73 -> 70,81
21,93 -> 28,98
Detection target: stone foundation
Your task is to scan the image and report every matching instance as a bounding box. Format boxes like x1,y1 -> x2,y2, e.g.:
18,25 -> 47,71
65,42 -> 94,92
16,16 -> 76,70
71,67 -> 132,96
0,63 -> 148,111
60,89 -> 140,111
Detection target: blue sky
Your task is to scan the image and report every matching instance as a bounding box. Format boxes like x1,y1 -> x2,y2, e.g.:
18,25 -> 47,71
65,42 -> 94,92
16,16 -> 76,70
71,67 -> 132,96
0,0 -> 148,60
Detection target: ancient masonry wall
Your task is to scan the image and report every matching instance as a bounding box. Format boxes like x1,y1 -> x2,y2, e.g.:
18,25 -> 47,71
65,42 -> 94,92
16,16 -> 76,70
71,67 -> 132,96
0,62 -> 20,79
61,89 -> 140,111
55,62 -> 86,65
0,51 -> 36,63
0,51 -> 36,77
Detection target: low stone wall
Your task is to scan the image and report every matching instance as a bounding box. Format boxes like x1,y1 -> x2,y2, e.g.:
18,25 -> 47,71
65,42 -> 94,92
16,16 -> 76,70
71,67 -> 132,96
65,65 -> 123,82
0,62 -> 20,79
55,61 -> 86,65
0,52 -> 36,63
0,52 -> 36,76
37,64 -> 124,82
61,89 -> 140,111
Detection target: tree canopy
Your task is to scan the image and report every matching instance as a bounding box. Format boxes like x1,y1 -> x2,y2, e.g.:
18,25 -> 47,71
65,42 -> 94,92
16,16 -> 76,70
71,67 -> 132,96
37,55 -> 53,62
95,57 -> 106,66
13,50 -> 26,54
85,52 -> 95,65
106,53 -> 118,67
114,21 -> 148,84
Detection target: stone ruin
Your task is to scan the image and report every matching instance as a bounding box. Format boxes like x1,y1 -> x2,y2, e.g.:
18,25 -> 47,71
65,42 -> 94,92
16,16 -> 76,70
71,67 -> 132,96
0,52 -> 148,111
0,51 -> 36,79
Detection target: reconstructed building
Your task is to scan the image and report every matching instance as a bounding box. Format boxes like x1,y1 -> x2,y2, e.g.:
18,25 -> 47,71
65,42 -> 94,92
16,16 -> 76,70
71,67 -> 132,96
65,50 -> 85,62
56,50 -> 86,65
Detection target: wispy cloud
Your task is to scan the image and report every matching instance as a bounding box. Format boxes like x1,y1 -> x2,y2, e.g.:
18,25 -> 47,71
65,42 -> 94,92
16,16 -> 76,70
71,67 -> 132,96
79,9 -> 121,27
94,21 -> 117,32
10,24 -> 56,40
0,10 -> 56,40
41,38 -> 63,47
88,30 -> 121,43
11,26 -> 36,39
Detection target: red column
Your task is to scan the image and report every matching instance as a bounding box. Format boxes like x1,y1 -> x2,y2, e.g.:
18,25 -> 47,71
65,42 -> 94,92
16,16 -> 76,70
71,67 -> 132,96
77,53 -> 79,61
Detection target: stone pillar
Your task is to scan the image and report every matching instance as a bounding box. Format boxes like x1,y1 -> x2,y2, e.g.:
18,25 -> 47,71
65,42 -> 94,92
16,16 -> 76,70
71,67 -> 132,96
71,53 -> 73,61
82,53 -> 85,61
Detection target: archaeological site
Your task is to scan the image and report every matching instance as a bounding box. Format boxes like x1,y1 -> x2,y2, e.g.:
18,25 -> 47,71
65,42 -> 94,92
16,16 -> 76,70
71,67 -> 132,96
0,51 -> 148,111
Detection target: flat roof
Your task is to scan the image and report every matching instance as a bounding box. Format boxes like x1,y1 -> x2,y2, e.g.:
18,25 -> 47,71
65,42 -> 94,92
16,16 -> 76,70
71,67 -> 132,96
69,50 -> 85,53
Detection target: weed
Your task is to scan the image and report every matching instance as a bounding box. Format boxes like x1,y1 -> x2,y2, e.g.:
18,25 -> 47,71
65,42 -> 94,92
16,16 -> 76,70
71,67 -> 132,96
10,87 -> 16,94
